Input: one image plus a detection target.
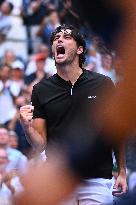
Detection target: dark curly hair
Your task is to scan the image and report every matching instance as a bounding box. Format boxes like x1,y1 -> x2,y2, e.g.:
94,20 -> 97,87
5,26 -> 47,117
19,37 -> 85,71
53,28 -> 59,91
50,25 -> 86,68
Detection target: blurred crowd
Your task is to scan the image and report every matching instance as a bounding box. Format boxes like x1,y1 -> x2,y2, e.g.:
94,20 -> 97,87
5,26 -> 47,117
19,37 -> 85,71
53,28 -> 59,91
0,0 -> 136,204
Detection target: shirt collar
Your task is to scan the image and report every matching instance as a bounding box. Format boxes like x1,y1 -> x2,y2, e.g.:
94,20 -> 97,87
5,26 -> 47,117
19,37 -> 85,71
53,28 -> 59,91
53,68 -> 89,87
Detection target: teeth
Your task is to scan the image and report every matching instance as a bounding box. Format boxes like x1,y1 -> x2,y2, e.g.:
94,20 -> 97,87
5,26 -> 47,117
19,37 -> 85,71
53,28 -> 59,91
57,45 -> 63,48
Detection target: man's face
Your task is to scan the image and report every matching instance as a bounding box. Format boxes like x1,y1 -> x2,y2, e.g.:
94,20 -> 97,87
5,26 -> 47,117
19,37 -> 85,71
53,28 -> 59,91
52,29 -> 82,66
0,66 -> 10,81
1,2 -> 11,15
0,128 -> 10,146
102,54 -> 113,70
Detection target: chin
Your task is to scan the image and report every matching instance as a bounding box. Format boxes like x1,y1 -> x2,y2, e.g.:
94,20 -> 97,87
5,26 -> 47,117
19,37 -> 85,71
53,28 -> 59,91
55,60 -> 66,65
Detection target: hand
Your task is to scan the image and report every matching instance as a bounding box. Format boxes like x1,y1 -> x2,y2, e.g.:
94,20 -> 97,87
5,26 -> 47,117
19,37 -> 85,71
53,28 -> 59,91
1,172 -> 15,194
112,173 -> 128,196
20,105 -> 34,126
63,0 -> 72,9
2,170 -> 16,184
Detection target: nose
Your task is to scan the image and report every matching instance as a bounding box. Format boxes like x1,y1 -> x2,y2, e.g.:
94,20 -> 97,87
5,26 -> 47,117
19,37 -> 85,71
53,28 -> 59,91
57,36 -> 63,43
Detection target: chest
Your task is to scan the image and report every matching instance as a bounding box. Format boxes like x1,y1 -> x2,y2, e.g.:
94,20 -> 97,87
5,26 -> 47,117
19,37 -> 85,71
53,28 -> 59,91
40,82 -> 103,121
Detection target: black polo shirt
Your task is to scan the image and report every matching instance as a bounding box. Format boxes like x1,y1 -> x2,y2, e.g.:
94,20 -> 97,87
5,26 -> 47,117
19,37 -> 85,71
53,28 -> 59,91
31,69 -> 115,179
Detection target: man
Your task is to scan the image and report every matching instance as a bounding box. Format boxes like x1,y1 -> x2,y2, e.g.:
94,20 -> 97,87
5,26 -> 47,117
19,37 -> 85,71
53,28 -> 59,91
0,1 -> 13,43
0,147 -> 23,204
20,25 -> 127,205
0,128 -> 28,173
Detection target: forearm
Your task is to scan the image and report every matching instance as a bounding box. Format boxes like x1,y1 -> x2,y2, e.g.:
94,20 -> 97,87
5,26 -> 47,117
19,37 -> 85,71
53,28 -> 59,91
69,9 -> 80,20
113,143 -> 128,195
22,122 -> 45,152
114,143 -> 126,175
20,105 -> 47,152
59,8 -> 68,19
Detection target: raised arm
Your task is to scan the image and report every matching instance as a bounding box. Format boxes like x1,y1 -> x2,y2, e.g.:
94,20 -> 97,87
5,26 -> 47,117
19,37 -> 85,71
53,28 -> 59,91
20,105 -> 47,152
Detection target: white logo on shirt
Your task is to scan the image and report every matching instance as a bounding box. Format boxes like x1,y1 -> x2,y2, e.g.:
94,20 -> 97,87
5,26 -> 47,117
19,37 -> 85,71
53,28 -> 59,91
88,96 -> 97,99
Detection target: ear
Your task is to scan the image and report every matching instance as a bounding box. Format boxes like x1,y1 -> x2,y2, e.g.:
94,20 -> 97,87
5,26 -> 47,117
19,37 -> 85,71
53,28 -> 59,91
77,46 -> 83,55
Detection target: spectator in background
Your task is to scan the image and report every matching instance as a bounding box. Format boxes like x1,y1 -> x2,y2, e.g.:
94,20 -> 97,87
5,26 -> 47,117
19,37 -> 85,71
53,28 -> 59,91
25,53 -> 49,88
86,35 -> 117,83
0,147 -> 23,205
0,64 -> 16,126
95,52 -> 117,84
0,1 -> 13,44
85,35 -> 108,72
1,50 -> 16,66
10,60 -> 25,97
0,128 -> 28,173
0,50 -> 25,69
8,0 -> 23,16
7,91 -> 31,155
21,0 -> 49,53
25,44 -> 56,77
36,9 -> 60,50
59,0 -> 81,29
8,130 -> 19,150
21,0 -> 48,26
85,44 -> 102,72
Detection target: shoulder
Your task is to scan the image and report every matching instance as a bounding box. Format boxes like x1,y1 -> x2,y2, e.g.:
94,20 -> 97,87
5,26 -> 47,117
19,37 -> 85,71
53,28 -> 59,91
33,74 -> 57,90
85,70 -> 114,86
86,70 -> 112,81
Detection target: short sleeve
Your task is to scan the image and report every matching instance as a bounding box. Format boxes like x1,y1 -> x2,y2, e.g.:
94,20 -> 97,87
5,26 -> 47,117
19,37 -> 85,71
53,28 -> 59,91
31,85 -> 46,119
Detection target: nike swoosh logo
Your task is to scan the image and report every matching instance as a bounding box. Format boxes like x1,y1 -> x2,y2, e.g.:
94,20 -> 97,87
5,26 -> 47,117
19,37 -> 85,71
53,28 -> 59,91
88,96 -> 96,99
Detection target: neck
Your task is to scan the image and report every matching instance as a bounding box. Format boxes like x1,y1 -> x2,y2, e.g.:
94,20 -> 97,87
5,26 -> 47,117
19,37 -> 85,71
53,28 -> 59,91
57,63 -> 83,85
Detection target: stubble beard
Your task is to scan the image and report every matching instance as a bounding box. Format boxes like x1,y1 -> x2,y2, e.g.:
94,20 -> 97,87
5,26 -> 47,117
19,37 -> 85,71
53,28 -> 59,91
55,52 -> 77,70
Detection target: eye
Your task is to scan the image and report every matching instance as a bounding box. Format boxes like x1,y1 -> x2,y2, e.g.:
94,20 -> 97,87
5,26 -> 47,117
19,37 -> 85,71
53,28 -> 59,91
53,36 -> 59,41
64,35 -> 72,40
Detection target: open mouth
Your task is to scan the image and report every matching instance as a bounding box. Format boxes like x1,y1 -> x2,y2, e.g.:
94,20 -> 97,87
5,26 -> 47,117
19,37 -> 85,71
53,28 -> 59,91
56,46 -> 65,56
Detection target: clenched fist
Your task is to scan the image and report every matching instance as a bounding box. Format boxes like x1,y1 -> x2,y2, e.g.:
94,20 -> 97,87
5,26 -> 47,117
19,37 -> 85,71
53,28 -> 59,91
20,105 -> 34,126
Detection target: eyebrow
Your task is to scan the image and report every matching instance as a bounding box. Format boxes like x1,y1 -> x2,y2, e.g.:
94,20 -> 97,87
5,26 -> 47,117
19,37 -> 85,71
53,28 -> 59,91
54,33 -> 72,38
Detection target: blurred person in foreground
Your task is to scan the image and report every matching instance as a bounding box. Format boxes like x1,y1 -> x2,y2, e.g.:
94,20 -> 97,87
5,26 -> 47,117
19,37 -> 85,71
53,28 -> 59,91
19,25 -> 127,205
